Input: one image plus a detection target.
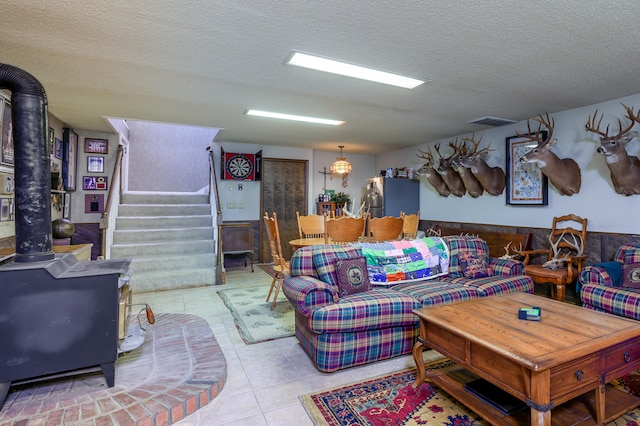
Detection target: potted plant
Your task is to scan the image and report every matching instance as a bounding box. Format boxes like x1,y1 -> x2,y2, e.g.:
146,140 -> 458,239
331,192 -> 351,211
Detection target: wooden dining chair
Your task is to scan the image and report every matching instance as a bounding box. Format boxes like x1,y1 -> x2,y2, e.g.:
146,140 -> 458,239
519,213 -> 588,302
367,214 -> 404,242
263,211 -> 290,310
400,211 -> 420,240
296,212 -> 325,239
324,215 -> 366,244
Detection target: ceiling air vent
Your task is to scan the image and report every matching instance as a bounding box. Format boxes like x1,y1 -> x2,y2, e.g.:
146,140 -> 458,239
468,116 -> 516,127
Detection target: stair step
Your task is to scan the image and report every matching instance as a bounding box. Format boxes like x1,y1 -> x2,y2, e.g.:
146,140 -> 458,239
111,240 -> 215,258
121,192 -> 209,205
116,215 -> 213,230
128,268 -> 217,293
113,227 -> 214,244
118,204 -> 211,217
129,254 -> 215,273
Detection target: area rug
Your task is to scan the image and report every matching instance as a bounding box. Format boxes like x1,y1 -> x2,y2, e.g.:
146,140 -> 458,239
218,285 -> 295,344
300,358 -> 640,426
257,262 -> 279,278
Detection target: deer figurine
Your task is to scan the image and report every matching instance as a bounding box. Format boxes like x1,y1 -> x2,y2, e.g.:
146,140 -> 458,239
450,139 -> 484,198
458,134 -> 506,196
416,147 -> 451,197
517,113 -> 581,196
435,142 -> 466,197
585,104 -> 640,196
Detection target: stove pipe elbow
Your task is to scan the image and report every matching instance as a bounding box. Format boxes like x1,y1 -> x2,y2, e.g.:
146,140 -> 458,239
0,63 -> 54,262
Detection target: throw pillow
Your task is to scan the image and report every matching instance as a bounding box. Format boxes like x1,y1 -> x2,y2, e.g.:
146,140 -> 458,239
458,251 -> 490,279
622,263 -> 640,289
335,256 -> 372,297
592,261 -> 623,287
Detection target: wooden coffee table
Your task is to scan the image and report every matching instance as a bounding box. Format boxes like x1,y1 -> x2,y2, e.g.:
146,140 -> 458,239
412,292 -> 640,425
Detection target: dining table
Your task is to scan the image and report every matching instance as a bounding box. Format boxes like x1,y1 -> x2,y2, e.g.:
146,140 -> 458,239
288,237 -> 327,251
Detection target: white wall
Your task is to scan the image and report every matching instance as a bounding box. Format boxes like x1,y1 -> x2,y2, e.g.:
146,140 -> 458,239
380,93 -> 640,234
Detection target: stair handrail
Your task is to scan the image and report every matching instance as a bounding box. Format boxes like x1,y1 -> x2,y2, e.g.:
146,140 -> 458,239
207,147 -> 224,284
100,145 -> 124,258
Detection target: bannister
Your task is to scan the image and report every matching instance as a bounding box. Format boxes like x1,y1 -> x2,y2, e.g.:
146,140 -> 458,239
100,145 -> 124,258
208,147 -> 224,284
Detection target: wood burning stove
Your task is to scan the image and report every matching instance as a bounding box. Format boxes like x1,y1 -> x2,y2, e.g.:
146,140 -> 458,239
0,63 -> 134,409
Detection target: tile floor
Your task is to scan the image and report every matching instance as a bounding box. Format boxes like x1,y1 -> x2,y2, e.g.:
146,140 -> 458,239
132,266 -> 423,426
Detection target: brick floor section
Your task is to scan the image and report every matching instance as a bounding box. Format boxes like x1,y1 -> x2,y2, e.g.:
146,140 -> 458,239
0,314 -> 227,426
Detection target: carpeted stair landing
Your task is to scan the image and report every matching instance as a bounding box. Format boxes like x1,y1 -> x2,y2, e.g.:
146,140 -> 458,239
111,192 -> 217,292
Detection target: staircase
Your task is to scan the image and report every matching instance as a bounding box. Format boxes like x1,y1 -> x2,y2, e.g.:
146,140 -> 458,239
111,192 -> 217,293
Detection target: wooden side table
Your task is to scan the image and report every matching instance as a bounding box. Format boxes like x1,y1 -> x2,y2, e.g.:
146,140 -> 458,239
221,222 -> 254,272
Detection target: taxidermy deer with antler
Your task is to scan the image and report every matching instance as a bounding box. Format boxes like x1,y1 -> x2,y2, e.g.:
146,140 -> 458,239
436,142 -> 466,197
458,134 -> 506,196
517,113 -> 581,196
585,104 -> 640,196
451,139 -> 484,198
416,146 -> 451,197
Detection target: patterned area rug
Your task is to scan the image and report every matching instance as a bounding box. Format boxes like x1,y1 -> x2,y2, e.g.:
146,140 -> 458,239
257,262 -> 278,278
218,285 -> 294,344
300,357 -> 640,425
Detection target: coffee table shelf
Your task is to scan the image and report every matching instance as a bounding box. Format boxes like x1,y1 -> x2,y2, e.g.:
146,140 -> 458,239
427,365 -> 640,425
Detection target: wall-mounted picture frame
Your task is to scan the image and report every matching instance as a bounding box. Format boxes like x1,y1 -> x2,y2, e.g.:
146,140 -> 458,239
83,175 -> 108,191
49,127 -> 55,155
84,138 -> 109,154
62,128 -> 78,191
63,193 -> 71,219
54,137 -> 63,159
505,131 -> 549,206
0,197 -> 14,221
87,156 -> 104,173
1,99 -> 15,166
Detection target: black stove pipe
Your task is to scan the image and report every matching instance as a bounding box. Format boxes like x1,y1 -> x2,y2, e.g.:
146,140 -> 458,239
0,63 -> 53,262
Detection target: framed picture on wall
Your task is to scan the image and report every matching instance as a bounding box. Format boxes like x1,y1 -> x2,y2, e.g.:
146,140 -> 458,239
87,156 -> 104,173
62,128 -> 78,191
84,138 -> 109,154
63,193 -> 71,219
54,138 -> 63,160
505,131 -> 549,206
83,176 -> 108,191
1,99 -> 15,166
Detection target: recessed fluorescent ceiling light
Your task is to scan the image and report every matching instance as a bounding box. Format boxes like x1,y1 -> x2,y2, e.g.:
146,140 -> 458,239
245,109 -> 345,126
286,52 -> 425,89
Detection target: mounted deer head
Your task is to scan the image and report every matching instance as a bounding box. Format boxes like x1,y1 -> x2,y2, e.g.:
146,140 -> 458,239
585,104 -> 640,196
416,147 -> 451,197
450,139 -> 484,198
542,230 -> 583,270
458,134 -> 506,196
517,113 -> 582,196
435,142 -> 466,197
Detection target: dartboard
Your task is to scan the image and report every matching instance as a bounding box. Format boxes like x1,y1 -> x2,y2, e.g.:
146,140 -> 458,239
224,153 -> 254,180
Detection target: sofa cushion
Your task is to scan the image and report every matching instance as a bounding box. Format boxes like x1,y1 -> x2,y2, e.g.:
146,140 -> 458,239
352,237 -> 449,285
312,245 -> 363,287
307,288 -> 420,333
622,263 -> 640,289
335,256 -> 371,297
459,251 -> 490,278
443,235 -> 490,278
392,280 -> 480,306
592,262 -> 624,287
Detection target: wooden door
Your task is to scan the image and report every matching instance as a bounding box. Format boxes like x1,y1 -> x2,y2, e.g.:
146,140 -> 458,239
260,158 -> 308,262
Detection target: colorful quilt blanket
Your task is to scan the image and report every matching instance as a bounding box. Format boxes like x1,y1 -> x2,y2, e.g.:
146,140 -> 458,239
352,237 -> 450,285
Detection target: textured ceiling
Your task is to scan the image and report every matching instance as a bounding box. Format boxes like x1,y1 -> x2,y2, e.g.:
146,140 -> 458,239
2,0 -> 640,154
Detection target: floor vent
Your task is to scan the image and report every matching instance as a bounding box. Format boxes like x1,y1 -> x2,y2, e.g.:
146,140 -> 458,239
468,116 -> 516,127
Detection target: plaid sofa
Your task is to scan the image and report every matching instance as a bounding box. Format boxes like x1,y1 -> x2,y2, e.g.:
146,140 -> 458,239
282,235 -> 534,372
580,242 -> 640,320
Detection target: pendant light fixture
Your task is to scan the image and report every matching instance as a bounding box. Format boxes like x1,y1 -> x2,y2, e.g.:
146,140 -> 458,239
331,145 -> 352,175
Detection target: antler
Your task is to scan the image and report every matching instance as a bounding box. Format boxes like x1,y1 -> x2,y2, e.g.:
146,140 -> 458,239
516,113 -> 555,147
416,147 -> 434,165
585,109 -> 635,140
623,103 -> 640,123
499,241 -> 523,260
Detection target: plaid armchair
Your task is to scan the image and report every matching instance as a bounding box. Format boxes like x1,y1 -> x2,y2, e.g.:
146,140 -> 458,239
580,242 -> 640,320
